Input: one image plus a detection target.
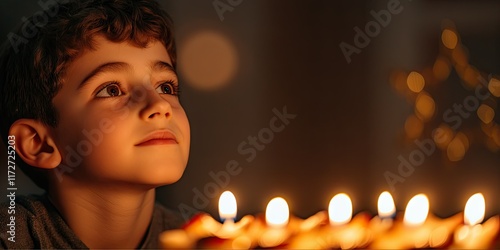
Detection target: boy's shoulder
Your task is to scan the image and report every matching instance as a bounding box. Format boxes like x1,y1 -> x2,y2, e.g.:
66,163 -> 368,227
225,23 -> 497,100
0,194 -> 185,249
0,194 -> 87,249
140,203 -> 186,249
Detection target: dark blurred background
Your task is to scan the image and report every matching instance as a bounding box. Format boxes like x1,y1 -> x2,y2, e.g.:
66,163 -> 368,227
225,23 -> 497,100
1,0 -> 499,221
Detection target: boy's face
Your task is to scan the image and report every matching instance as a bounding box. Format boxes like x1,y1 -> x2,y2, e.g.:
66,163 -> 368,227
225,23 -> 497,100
52,36 -> 190,186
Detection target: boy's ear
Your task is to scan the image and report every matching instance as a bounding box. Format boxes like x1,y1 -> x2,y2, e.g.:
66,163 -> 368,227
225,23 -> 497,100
9,119 -> 61,169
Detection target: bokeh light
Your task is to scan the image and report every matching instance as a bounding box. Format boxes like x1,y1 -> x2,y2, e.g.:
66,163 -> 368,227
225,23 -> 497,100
390,71 -> 409,95
488,77 -> 500,97
415,92 -> 435,121
451,46 -> 468,67
441,29 -> 458,50
481,122 -> 496,138
393,21 -> 500,158
477,104 -> 495,124
433,124 -> 454,150
405,114 -> 424,139
493,125 -> 500,146
433,56 -> 451,81
407,71 -> 425,93
456,132 -> 470,152
447,133 -> 468,162
481,122 -> 500,152
461,66 -> 480,88
178,30 -> 238,91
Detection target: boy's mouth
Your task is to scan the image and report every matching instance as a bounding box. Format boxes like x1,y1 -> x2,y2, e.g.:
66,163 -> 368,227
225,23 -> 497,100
135,130 -> 178,146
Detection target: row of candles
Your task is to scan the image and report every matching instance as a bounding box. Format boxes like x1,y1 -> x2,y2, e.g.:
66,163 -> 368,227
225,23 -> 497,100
160,191 -> 500,249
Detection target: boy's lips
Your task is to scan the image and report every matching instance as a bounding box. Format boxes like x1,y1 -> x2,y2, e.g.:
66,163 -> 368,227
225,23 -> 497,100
135,130 -> 178,146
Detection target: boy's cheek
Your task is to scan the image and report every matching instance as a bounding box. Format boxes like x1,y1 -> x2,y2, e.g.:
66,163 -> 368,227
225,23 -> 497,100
80,106 -> 128,133
55,113 -> 119,155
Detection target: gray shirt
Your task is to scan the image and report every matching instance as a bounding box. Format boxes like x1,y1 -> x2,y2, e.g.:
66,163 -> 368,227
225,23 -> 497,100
0,194 -> 184,249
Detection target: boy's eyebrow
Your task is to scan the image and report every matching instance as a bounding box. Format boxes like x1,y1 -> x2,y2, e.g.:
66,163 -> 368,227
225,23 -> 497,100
77,61 -> 175,90
77,62 -> 130,90
151,60 -> 176,73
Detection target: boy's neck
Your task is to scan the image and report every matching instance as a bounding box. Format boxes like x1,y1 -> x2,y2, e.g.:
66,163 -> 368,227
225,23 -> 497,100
48,179 -> 156,249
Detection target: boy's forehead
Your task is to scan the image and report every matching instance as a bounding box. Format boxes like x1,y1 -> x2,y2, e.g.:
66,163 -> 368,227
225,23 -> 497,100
79,35 -> 172,64
63,36 -> 173,84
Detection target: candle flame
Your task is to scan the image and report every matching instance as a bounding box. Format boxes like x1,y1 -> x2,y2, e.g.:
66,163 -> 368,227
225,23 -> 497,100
328,193 -> 353,226
378,191 -> 396,218
219,191 -> 237,221
265,197 -> 289,228
404,194 -> 429,226
464,193 -> 485,226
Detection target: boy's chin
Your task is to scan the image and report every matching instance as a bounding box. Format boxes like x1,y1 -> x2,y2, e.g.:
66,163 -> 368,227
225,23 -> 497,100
153,175 -> 184,187
142,167 -> 186,186
131,175 -> 184,190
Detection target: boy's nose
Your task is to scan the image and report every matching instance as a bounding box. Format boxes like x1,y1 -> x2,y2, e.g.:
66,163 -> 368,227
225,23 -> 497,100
136,87 -> 172,120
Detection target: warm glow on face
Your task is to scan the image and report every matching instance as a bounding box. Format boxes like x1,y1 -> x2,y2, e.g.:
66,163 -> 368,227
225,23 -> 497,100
404,194 -> 429,226
219,191 -> 237,220
378,191 -> 396,218
265,197 -> 289,228
464,193 -> 485,226
329,193 -> 353,226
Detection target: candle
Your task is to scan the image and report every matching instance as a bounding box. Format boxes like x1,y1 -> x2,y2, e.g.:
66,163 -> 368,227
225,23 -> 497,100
368,191 -> 396,241
160,213 -> 220,249
161,191 -> 255,249
370,193 -> 461,249
219,191 -> 237,221
404,194 -> 429,226
378,191 -> 396,219
369,194 -> 430,249
160,191 -> 499,249
215,191 -> 238,238
201,191 -> 255,249
298,211 -> 328,232
405,194 -> 433,247
287,211 -> 328,249
266,197 -> 290,227
329,193 -> 353,226
317,193 -> 371,249
257,197 -> 292,248
451,193 -> 500,249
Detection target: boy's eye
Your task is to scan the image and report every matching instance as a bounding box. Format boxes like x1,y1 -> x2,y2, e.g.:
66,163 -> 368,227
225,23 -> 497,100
96,82 -> 123,97
156,82 -> 179,96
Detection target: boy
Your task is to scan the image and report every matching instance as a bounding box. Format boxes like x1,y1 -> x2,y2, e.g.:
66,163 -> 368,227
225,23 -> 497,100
0,0 -> 190,248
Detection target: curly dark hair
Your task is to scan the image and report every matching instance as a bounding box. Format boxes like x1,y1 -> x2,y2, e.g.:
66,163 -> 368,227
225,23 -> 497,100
0,0 -> 176,189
